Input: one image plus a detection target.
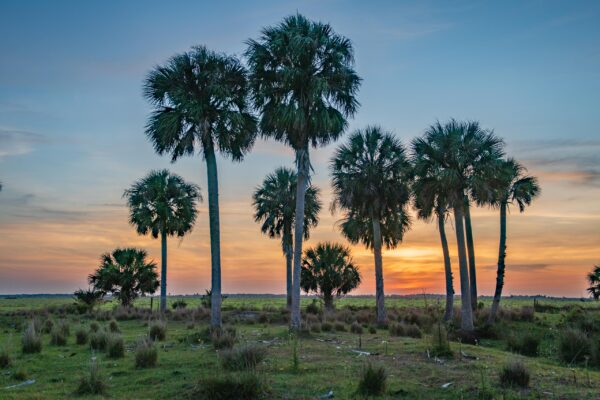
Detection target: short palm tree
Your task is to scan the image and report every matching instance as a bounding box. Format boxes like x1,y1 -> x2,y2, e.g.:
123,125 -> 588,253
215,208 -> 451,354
331,126 -> 412,324
588,265 -> 600,300
89,248 -> 160,307
301,242 -> 361,310
124,169 -> 201,312
473,158 -> 539,323
144,46 -> 257,328
413,175 -> 454,321
246,14 -> 361,329
413,119 -> 504,332
252,167 -> 321,308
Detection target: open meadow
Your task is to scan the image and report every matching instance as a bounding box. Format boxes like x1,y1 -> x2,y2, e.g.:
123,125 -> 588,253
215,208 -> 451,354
1,296 -> 600,399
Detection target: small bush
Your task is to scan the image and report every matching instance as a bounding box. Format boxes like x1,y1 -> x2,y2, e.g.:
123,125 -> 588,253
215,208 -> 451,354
192,372 -> 267,400
75,327 -> 89,345
430,323 -> 452,357
76,360 -> 108,395
220,345 -> 267,371
350,322 -> 363,335
172,299 -> 188,309
89,321 -> 100,333
149,320 -> 167,341
56,319 -> 70,337
135,338 -> 157,368
108,319 -> 120,333
558,328 -> 591,364
306,299 -> 320,315
334,322 -> 347,332
499,361 -> 530,388
14,368 -> 29,381
321,322 -> 333,332
107,334 -> 125,358
22,321 -> 42,354
310,322 -> 322,333
42,319 -> 54,334
389,322 -> 422,338
357,363 -> 387,396
89,330 -> 109,351
211,327 -> 237,350
0,348 -> 12,368
50,326 -> 68,346
506,332 -> 540,357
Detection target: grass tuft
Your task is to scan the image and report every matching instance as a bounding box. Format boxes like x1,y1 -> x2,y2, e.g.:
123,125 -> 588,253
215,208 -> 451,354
220,344 -> 267,371
135,338 -> 158,368
22,321 -> 42,354
76,360 -> 108,395
149,320 -> 167,341
499,360 -> 530,388
192,372 -> 267,400
356,363 -> 387,396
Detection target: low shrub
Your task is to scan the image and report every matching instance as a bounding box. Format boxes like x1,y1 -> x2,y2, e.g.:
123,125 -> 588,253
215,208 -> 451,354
506,332 -> 541,357
321,322 -> 333,332
14,368 -> 29,381
135,338 -> 158,368
89,321 -> 100,333
0,348 -> 12,368
107,334 -> 125,358
350,321 -> 363,335
75,327 -> 89,345
357,363 -> 387,397
22,321 -> 42,354
192,372 -> 267,400
42,319 -> 54,334
306,299 -> 321,315
334,322 -> 347,332
211,327 -> 237,350
558,328 -> 591,364
149,320 -> 167,341
108,319 -> 120,333
220,345 -> 267,371
56,319 -> 70,337
172,299 -> 188,309
50,326 -> 68,346
369,326 -> 377,334
430,323 -> 452,357
499,361 -> 530,388
389,322 -> 422,338
310,322 -> 322,333
89,330 -> 109,351
76,360 -> 108,395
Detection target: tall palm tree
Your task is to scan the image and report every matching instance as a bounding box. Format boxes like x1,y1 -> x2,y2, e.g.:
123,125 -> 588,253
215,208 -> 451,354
473,158 -> 539,323
144,46 -> 257,328
252,167 -> 321,308
413,119 -> 504,332
587,265 -> 600,300
124,169 -> 201,312
246,14 -> 361,330
464,195 -> 478,311
331,126 -> 412,325
413,175 -> 454,321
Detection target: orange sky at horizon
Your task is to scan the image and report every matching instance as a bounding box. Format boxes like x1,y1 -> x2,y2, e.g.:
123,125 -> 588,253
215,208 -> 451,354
1,159 -> 598,298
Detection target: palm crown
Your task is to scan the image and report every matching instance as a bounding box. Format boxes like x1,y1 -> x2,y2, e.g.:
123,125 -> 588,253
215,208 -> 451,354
331,126 -> 412,248
245,13 -> 361,154
144,45 -> 257,161
252,167 -> 321,251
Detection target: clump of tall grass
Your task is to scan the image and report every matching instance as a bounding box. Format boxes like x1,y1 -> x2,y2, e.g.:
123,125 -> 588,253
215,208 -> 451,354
148,320 -> 167,341
389,322 -> 422,338
22,321 -> 42,354
350,321 -> 364,335
89,321 -> 100,333
558,328 -> 591,364
0,348 -> 12,368
76,360 -> 108,395
50,326 -> 68,346
499,361 -> 530,388
14,368 -> 29,381
356,363 -> 387,396
107,334 -> 125,358
210,326 -> 237,350
89,329 -> 109,351
192,372 -> 267,400
75,327 -> 89,345
429,322 -> 452,357
42,319 -> 54,334
506,331 -> 541,357
108,319 -> 120,333
220,345 -> 267,371
135,338 -> 157,368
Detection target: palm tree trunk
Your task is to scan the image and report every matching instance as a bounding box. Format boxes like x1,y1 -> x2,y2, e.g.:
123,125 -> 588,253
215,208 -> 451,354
372,214 -> 387,325
489,201 -> 507,324
284,240 -> 293,309
160,230 -> 167,312
205,146 -> 222,329
464,196 -> 478,311
437,212 -> 454,322
291,147 -> 309,330
453,201 -> 474,332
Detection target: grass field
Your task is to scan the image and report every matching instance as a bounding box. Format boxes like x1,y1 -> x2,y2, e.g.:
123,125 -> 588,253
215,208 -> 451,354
1,296 -> 599,399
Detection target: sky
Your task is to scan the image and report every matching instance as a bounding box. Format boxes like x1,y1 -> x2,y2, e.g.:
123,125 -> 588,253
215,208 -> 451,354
0,0 -> 599,297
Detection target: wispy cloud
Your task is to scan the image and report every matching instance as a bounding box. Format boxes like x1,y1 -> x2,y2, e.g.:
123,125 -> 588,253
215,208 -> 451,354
0,128 -> 47,158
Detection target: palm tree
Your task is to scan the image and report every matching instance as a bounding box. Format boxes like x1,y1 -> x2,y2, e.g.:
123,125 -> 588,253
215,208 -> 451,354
473,158 -> 539,323
588,265 -> 600,300
89,248 -> 160,307
412,175 -> 454,321
413,119 -> 504,332
464,195 -> 478,311
124,169 -> 201,312
301,242 -> 361,311
331,126 -> 412,325
252,167 -> 321,308
144,46 -> 256,328
246,14 -> 361,330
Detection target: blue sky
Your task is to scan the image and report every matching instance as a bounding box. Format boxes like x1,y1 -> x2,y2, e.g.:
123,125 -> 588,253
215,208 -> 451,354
0,1 -> 599,295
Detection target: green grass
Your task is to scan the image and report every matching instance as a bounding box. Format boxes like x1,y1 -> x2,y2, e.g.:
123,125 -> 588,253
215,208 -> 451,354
0,296 -> 599,399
